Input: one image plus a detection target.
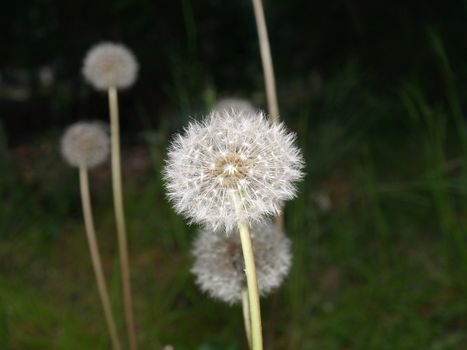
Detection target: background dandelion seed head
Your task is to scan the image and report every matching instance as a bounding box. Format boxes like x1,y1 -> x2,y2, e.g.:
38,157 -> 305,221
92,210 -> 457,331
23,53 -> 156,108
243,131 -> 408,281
61,122 -> 109,169
191,220 -> 292,304
82,42 -> 139,90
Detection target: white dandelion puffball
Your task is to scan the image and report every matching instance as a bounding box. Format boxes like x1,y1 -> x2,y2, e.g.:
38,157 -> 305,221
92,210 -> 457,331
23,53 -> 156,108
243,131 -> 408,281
191,220 -> 292,304
212,98 -> 256,114
163,109 -> 304,231
61,122 -> 110,168
82,42 -> 138,90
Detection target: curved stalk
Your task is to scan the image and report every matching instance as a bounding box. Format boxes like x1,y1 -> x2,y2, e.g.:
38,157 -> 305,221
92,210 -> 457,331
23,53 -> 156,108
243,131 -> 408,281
79,167 -> 122,350
232,192 -> 263,350
108,87 -> 138,350
242,289 -> 252,349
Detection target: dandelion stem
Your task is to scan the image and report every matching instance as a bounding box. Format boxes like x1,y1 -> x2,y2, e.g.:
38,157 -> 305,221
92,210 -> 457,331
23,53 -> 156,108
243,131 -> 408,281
108,86 -> 138,350
242,289 -> 252,349
79,167 -> 122,350
251,0 -> 284,231
251,9 -> 285,348
251,0 -> 279,124
232,191 -> 263,350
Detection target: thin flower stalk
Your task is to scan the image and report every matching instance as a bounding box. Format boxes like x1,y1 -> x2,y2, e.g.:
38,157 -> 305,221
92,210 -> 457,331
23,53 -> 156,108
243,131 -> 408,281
108,86 -> 138,350
251,0 -> 279,125
242,289 -> 252,349
232,191 -> 263,350
79,167 -> 122,350
250,0 -> 284,230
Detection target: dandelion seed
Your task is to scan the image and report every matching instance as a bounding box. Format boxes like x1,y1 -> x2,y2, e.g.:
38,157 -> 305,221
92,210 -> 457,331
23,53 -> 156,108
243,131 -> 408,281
61,122 -> 109,169
82,42 -> 139,349
163,109 -> 304,231
191,220 -> 292,304
82,42 -> 138,90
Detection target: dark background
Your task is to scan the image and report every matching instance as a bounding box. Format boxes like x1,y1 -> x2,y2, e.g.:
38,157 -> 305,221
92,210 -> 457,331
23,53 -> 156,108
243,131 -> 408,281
1,0 -> 466,138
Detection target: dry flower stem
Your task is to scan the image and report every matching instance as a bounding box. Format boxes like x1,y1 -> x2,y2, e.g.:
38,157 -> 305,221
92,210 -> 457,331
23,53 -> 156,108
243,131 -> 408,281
251,0 -> 284,230
242,289 -> 252,349
251,7 -> 284,344
79,167 -> 122,350
108,87 -> 138,350
251,0 -> 279,124
232,191 -> 263,350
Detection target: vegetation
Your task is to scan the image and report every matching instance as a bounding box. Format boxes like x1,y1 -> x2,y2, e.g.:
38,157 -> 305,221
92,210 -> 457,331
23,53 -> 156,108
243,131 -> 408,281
1,1 -> 467,349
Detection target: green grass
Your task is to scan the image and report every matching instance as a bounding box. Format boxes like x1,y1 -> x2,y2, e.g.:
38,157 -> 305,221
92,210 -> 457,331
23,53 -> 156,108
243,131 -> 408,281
1,60 -> 467,349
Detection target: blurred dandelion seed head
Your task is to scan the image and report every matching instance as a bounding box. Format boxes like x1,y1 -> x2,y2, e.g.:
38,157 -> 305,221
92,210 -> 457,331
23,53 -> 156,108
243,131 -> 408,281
163,110 -> 304,231
213,98 -> 256,114
82,42 -> 138,90
191,220 -> 292,304
61,122 -> 109,169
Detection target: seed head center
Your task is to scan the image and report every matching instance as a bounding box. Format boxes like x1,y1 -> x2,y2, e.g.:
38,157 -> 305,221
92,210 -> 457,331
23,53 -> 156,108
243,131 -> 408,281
78,136 -> 94,152
208,153 -> 250,188
101,57 -> 122,74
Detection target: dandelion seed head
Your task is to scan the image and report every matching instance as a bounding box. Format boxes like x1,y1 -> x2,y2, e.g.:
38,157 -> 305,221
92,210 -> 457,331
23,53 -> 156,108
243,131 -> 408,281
191,220 -> 292,304
163,109 -> 304,231
61,122 -> 109,169
82,42 -> 138,90
213,98 -> 256,114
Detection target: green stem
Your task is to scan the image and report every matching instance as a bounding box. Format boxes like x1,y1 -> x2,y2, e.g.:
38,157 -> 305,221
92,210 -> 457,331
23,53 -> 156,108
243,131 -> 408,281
232,192 -> 263,350
242,289 -> 252,349
79,167 -> 122,350
108,87 -> 138,350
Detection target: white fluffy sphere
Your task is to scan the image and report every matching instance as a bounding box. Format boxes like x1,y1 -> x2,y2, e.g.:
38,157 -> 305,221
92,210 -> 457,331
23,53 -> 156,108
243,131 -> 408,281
191,220 -> 292,304
61,122 -> 109,168
82,42 -> 138,90
163,109 -> 304,231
